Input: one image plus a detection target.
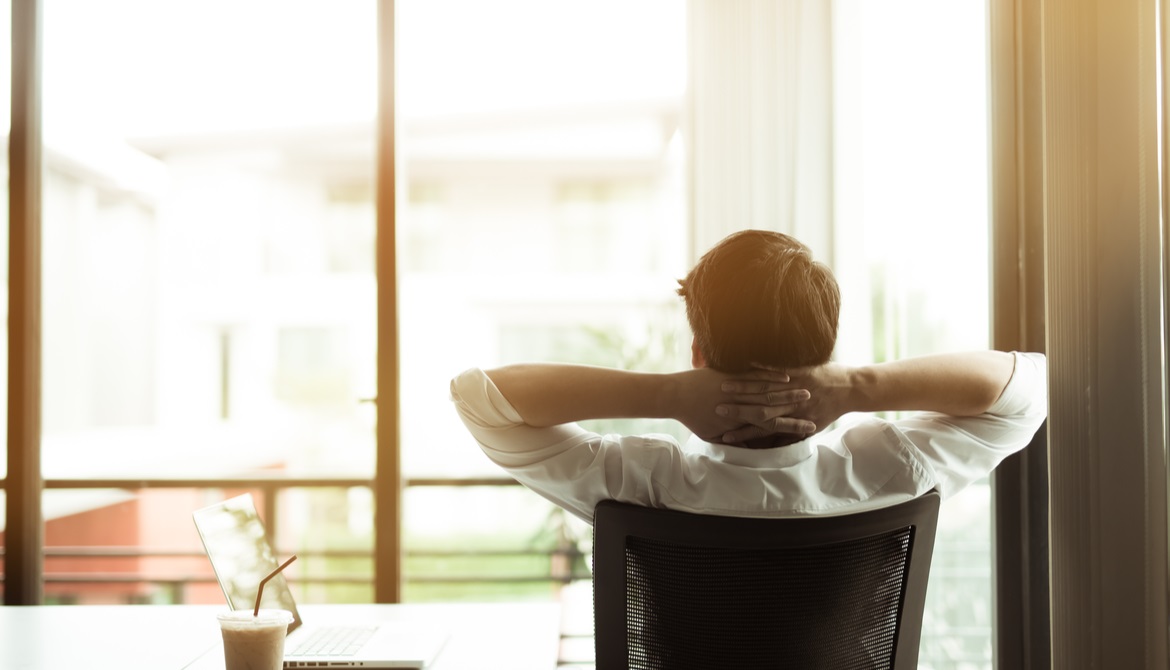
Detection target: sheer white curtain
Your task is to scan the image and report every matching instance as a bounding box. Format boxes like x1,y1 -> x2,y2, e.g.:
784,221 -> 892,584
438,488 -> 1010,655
686,0 -> 870,364
686,0 -> 835,262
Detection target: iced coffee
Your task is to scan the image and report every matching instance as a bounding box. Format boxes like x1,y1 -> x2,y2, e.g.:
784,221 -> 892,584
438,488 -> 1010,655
217,609 -> 293,670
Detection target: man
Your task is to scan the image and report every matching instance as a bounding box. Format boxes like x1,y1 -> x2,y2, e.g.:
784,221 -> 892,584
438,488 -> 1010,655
450,230 -> 1047,523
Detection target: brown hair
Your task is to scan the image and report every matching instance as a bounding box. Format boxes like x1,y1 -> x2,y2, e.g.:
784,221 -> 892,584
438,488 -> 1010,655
677,230 -> 840,372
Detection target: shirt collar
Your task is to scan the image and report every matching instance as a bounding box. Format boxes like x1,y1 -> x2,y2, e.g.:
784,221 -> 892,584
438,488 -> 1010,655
685,434 -> 815,467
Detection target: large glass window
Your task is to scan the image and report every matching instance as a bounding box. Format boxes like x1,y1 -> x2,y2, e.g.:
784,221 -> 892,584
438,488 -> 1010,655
40,0 -> 378,604
22,0 -> 995,665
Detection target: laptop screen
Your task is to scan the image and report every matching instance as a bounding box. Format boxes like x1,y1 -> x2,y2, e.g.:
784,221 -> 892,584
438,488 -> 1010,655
193,493 -> 304,632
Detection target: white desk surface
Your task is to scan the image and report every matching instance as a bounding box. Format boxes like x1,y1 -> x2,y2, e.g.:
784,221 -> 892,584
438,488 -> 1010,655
0,602 -> 562,670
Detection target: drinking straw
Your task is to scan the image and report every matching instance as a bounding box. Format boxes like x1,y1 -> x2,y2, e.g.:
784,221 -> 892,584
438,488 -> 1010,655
254,554 -> 298,617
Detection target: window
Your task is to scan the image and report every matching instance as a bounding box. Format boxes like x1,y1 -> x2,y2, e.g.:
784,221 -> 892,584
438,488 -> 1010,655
4,1 -> 1009,666
35,0 -> 380,604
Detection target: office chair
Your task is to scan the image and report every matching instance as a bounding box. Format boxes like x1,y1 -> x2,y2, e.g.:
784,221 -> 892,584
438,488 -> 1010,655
592,491 -> 941,670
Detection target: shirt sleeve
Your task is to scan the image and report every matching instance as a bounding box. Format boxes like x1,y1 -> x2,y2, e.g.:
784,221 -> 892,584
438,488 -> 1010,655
891,351 -> 1048,498
449,367 -> 595,466
449,368 -> 609,521
449,367 -> 689,523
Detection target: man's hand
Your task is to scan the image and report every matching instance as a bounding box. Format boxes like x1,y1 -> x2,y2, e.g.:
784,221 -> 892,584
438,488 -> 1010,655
713,351 -> 1018,443
669,368 -> 814,444
714,363 -> 853,444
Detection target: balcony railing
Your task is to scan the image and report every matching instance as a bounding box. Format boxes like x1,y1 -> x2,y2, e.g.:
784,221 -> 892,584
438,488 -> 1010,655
2,476 -> 592,664
16,475 -> 587,594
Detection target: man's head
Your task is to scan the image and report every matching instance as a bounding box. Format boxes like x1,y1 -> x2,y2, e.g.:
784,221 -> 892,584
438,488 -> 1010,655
678,230 -> 840,372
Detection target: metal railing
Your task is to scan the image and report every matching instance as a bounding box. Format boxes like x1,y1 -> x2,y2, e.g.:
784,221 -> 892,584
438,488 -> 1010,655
3,475 -> 590,665
1,475 -> 588,597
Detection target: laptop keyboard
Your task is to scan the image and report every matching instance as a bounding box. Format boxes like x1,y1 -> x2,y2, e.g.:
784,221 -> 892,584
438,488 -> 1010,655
289,625 -> 377,657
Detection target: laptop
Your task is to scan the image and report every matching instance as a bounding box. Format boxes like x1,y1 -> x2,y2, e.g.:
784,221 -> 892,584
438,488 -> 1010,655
193,494 -> 447,669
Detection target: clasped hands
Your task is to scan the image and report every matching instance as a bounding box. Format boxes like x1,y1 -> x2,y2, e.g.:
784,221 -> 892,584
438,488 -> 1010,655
674,363 -> 850,446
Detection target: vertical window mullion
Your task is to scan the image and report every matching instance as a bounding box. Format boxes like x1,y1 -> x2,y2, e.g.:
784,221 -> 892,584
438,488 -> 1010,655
374,0 -> 402,604
989,0 -> 1050,666
6,0 -> 45,606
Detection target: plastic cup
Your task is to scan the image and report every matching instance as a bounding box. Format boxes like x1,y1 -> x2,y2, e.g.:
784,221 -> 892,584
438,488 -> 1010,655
217,609 -> 293,670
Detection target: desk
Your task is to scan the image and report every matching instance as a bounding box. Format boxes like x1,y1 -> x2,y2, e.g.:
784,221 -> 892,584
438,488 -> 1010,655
0,602 -> 562,669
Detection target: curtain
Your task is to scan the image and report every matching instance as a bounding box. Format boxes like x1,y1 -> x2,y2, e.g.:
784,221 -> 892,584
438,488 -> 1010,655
686,0 -> 834,263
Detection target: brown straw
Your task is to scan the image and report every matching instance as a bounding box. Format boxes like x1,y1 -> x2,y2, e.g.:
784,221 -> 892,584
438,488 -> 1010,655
254,555 -> 298,617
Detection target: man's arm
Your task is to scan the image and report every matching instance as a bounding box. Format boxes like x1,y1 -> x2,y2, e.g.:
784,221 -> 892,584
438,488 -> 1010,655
481,363 -> 813,447
716,351 -> 1017,443
483,364 -> 669,427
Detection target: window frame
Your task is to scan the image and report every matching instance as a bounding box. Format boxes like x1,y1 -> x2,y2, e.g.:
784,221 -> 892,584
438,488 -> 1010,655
988,0 -> 1051,667
373,0 -> 402,604
6,0 -> 46,606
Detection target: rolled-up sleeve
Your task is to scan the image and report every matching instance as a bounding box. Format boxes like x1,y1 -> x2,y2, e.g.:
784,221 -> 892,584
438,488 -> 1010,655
895,351 -> 1048,498
449,368 -> 685,523
449,368 -> 618,521
449,368 -> 596,467
986,352 -> 1048,422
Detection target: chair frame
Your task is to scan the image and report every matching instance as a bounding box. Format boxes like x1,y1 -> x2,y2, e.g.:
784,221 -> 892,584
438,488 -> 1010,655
593,491 -> 941,670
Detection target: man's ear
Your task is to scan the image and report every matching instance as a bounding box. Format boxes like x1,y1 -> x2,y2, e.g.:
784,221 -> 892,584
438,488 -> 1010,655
691,338 -> 707,369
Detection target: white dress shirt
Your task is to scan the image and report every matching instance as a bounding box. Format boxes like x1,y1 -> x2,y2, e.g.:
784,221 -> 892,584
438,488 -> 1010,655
450,352 -> 1047,524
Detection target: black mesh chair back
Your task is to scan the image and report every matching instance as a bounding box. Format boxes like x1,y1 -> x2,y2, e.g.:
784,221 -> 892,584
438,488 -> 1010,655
592,491 -> 941,670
